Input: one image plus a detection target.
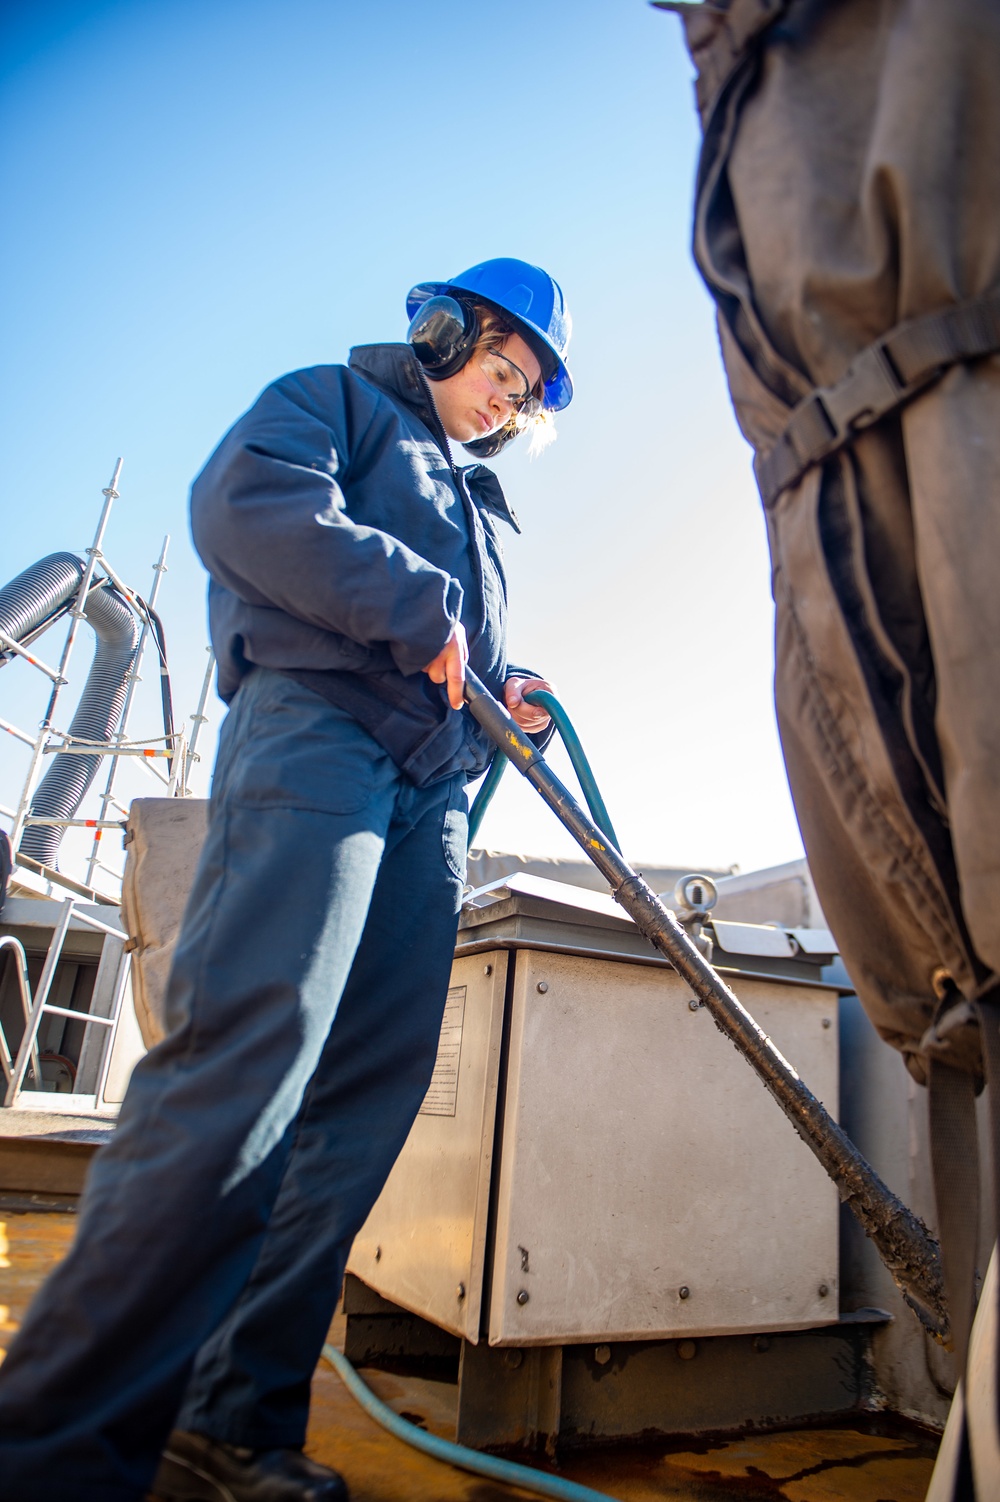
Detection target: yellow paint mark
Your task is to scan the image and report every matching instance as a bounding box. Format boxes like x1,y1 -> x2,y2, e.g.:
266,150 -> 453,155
588,838 -> 606,852
505,733 -> 533,763
0,1221 -> 9,1269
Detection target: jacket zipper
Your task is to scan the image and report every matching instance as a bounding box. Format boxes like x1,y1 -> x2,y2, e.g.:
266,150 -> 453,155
413,366 -> 493,654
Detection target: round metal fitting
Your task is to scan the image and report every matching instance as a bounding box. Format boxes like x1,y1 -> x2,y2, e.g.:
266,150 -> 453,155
536,981 -> 549,994
818,1282 -> 830,1297
374,1246 -> 382,1262
678,1285 -> 690,1300
594,1344 -> 612,1366
673,873 -> 718,917
456,1282 -> 466,1301
484,963 -> 493,976
502,1349 -> 524,1369
822,1017 -> 832,1029
677,1340 -> 697,1361
516,1288 -> 530,1305
688,998 -> 700,1012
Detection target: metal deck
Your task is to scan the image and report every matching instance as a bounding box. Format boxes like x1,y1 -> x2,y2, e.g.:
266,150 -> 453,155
0,1209 -> 940,1501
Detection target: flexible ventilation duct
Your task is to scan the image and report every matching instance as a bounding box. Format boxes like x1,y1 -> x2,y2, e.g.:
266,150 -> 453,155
0,554 -> 141,868
0,552 -> 85,647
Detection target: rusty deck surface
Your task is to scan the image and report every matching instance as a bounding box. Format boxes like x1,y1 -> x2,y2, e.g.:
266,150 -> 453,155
1,1210 -> 940,1501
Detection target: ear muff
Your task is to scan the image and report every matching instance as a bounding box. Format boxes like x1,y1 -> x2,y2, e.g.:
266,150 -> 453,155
406,294 -> 480,380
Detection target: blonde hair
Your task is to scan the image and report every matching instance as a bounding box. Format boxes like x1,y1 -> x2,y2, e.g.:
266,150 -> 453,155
470,302 -> 557,456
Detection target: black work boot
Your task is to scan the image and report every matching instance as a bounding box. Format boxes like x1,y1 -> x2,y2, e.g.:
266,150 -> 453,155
151,1429 -> 349,1501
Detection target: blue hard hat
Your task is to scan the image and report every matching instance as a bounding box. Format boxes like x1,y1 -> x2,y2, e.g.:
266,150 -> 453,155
406,258 -> 573,412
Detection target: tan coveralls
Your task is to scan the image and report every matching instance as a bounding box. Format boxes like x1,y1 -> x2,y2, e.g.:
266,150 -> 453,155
665,0 -> 1000,1080
661,1 -> 1000,1491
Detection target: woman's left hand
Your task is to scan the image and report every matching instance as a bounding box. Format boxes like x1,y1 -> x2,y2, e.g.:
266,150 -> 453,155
504,676 -> 554,733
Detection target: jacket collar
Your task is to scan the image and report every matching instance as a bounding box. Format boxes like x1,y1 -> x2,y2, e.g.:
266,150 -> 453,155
348,342 -> 521,534
461,463 -> 521,535
349,342 -> 440,430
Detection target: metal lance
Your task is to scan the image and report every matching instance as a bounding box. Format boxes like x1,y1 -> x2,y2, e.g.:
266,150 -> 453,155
464,670 -> 950,1344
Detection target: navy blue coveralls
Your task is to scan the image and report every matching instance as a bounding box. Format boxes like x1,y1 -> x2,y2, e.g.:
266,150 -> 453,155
0,344 -> 535,1501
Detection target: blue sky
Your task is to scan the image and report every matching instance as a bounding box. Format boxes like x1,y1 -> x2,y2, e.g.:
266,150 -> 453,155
0,0 -> 805,884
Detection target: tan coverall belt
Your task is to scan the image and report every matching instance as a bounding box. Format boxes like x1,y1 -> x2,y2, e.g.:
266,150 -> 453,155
756,286 -> 1000,507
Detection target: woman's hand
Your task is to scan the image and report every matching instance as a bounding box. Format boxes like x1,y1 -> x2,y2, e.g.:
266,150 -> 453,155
422,623 -> 469,710
504,676 -> 553,733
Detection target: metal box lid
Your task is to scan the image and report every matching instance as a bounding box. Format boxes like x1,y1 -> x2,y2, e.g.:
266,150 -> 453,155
459,872 -> 836,984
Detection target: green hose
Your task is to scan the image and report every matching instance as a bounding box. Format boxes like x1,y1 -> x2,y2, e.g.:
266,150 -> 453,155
520,690 -> 621,852
467,689 -> 622,854
467,749 -> 507,845
321,1345 -> 617,1502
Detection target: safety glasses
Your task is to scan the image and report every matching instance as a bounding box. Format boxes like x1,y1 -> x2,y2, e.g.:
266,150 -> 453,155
478,349 -> 543,422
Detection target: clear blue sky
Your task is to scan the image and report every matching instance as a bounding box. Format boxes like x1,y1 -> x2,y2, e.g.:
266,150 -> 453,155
0,0 -> 805,882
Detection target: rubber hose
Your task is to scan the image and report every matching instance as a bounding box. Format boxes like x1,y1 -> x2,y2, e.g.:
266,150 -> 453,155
18,582 -> 140,868
321,1345 -> 617,1502
0,552 -> 85,656
521,690 -> 622,853
467,750 -> 507,845
467,691 -> 622,855
140,595 -> 175,771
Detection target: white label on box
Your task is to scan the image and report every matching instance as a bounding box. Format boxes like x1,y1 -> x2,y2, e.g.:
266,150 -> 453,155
419,985 -> 467,1117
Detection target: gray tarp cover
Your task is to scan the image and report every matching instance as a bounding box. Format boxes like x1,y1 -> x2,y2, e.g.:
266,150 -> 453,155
667,0 -> 1000,1083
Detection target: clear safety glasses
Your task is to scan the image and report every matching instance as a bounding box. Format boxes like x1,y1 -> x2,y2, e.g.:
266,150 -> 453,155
478,349 -> 544,422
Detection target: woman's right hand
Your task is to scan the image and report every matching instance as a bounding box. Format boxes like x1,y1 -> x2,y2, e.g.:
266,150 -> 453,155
422,623 -> 468,711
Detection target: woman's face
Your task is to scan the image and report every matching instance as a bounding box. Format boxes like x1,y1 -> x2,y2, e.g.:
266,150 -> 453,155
428,331 -> 543,443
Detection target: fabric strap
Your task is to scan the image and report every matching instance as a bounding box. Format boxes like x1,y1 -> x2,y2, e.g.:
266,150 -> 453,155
929,1058 -> 982,1376
756,287 -> 1000,507
976,989 -> 1000,1436
928,987 -> 1000,1497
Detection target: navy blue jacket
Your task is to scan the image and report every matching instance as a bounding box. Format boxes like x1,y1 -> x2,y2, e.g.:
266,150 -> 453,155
190,343 -> 529,785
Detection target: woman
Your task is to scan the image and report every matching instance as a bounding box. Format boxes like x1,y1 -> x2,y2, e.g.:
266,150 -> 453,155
0,257 -> 573,1502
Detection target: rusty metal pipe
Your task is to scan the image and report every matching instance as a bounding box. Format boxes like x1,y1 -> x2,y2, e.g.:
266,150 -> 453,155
464,669 -> 950,1343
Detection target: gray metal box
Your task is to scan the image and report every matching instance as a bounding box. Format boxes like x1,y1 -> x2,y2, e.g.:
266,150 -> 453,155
347,876 -> 839,1347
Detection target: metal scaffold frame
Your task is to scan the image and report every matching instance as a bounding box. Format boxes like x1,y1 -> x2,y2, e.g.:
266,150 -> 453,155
0,899 -> 130,1109
0,460 -> 216,1108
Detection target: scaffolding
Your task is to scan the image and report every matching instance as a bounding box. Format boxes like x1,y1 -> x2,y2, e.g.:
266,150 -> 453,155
0,460 -> 215,1108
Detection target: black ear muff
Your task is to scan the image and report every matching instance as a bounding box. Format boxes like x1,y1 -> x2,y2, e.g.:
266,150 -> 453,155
407,295 -> 480,380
